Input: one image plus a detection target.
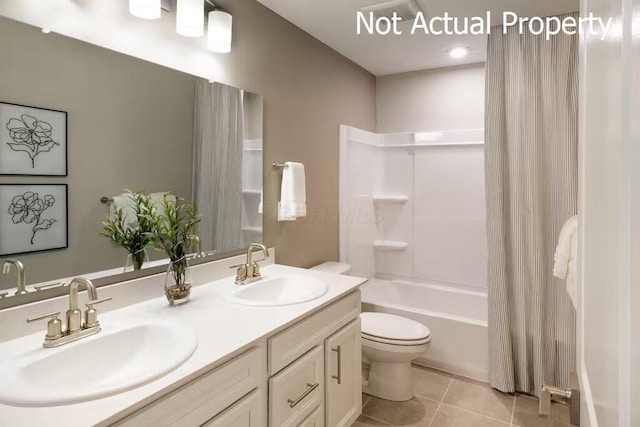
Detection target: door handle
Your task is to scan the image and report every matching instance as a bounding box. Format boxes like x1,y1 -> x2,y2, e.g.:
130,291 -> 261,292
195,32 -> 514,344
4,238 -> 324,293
332,345 -> 342,384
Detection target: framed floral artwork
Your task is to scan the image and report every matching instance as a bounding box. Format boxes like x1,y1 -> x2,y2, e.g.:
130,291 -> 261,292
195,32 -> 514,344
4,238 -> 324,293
0,101 -> 67,176
0,184 -> 68,256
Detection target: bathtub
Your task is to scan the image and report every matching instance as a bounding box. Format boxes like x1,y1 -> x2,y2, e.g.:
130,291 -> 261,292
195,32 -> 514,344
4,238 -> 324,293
360,278 -> 489,381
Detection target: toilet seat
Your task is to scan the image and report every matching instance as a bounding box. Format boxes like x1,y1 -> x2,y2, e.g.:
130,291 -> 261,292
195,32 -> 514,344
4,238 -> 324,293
362,332 -> 431,346
360,312 -> 431,345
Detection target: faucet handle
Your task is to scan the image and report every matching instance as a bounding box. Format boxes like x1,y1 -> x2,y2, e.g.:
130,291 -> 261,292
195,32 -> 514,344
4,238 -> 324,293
27,311 -> 63,340
84,297 -> 112,328
86,297 -> 112,308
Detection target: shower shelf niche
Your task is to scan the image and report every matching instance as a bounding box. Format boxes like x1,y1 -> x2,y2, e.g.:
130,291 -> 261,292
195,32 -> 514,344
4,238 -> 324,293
373,240 -> 409,252
372,195 -> 409,204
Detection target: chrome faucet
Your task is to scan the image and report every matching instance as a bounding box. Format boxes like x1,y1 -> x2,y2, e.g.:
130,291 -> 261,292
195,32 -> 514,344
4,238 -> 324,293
2,259 -> 28,296
232,243 -> 269,285
192,235 -> 206,258
67,278 -> 98,333
26,277 -> 111,348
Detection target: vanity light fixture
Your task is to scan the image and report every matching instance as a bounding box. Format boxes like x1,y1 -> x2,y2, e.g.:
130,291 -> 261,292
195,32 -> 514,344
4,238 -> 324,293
207,10 -> 232,53
449,47 -> 468,59
129,0 -> 161,20
177,0 -> 205,37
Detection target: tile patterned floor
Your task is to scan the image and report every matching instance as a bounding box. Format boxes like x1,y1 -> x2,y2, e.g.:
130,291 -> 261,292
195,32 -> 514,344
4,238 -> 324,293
353,365 -> 573,427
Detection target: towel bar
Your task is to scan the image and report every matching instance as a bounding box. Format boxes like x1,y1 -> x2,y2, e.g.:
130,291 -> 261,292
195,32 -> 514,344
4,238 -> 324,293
272,162 -> 288,170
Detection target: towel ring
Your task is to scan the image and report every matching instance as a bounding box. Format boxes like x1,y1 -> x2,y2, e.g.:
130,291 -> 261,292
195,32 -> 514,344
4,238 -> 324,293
272,162 -> 288,170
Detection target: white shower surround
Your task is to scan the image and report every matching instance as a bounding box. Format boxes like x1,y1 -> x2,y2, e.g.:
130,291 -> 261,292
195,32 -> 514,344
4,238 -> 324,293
339,124 -> 489,380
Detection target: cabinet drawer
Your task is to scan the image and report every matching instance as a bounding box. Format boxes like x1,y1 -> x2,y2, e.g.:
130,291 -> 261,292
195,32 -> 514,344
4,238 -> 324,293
202,389 -> 266,427
268,291 -> 360,374
298,405 -> 324,427
269,346 -> 324,427
114,347 -> 265,427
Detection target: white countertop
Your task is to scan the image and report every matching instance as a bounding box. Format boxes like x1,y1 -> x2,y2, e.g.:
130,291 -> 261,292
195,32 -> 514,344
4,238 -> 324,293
0,264 -> 366,427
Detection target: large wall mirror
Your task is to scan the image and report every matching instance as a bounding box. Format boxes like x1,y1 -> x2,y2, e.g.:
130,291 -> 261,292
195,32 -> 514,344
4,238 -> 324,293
0,17 -> 263,308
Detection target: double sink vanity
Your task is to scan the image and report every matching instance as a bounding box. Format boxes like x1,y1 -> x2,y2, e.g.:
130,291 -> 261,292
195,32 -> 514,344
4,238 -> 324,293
0,251 -> 366,426
0,15 -> 364,427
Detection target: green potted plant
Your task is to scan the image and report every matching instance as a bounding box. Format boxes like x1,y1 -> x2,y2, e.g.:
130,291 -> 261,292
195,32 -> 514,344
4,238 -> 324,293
100,191 -> 157,271
147,194 -> 201,306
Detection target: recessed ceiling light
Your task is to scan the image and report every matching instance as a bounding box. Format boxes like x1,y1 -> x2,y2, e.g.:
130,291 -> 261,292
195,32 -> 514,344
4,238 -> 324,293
41,28 -> 51,34
449,47 -> 468,59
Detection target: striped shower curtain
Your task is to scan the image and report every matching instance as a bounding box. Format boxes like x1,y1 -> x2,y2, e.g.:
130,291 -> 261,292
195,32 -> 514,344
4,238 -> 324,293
484,13 -> 578,396
192,80 -> 244,253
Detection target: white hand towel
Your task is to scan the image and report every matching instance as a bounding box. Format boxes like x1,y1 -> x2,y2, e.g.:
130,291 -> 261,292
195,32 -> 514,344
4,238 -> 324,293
111,194 -> 137,228
149,192 -> 176,218
553,215 -> 578,308
278,162 -> 306,221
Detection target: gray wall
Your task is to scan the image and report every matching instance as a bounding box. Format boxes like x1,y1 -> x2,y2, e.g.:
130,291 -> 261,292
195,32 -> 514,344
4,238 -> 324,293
0,18 -> 196,287
376,63 -> 485,133
211,0 -> 376,268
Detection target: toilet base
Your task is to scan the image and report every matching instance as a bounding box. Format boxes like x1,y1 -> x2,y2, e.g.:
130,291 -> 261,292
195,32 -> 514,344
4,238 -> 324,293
363,360 -> 414,401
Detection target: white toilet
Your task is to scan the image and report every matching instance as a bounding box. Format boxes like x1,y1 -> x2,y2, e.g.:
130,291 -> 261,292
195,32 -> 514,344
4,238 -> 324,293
360,312 -> 431,401
311,262 -> 432,402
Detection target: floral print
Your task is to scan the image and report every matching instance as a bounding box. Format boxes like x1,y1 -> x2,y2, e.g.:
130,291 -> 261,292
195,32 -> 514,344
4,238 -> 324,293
8,192 -> 57,244
5,114 -> 59,168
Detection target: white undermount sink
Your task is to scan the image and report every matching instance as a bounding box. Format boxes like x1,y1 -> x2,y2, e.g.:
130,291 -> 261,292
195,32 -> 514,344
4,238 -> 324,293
0,319 -> 198,406
222,274 -> 329,307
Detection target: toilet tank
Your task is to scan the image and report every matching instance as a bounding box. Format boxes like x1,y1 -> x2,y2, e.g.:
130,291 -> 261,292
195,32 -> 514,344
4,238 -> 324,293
310,262 -> 351,275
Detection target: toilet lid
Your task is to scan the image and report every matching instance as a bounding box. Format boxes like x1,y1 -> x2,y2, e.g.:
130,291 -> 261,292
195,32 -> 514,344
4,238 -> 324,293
360,312 -> 430,342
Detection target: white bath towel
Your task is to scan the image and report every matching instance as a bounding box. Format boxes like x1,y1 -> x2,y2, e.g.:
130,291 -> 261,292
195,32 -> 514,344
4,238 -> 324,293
258,190 -> 264,215
278,162 -> 306,221
553,215 -> 578,308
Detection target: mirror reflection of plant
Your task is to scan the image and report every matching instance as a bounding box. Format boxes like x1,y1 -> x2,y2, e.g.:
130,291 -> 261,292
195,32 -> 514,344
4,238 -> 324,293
99,191 -> 157,271
8,191 -> 57,244
5,114 -> 59,168
145,194 -> 201,287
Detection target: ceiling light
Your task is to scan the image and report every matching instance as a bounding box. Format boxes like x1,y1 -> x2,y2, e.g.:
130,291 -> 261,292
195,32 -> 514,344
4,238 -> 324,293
129,0 -> 161,20
207,10 -> 232,53
449,47 -> 468,59
177,0 -> 204,37
41,28 -> 51,34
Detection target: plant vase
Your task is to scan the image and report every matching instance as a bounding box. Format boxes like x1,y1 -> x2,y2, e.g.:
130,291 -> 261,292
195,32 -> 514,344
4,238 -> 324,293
124,248 -> 149,272
164,257 -> 192,306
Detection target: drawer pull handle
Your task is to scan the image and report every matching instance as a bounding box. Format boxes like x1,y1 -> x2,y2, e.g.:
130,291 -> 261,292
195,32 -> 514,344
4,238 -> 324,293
332,346 -> 342,384
287,382 -> 319,408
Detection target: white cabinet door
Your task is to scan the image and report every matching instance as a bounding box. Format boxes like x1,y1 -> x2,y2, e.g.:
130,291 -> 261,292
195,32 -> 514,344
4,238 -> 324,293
324,319 -> 362,427
202,389 -> 266,427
